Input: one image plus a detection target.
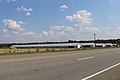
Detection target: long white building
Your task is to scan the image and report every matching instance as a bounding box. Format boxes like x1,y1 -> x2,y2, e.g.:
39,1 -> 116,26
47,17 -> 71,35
11,43 -> 115,48
11,43 -> 81,48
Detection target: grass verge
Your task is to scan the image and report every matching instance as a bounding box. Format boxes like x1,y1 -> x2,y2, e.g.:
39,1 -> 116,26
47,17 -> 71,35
0,47 -> 118,56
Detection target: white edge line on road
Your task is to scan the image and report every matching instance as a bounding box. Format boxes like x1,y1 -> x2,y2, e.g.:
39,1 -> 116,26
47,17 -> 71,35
77,56 -> 94,61
81,62 -> 120,80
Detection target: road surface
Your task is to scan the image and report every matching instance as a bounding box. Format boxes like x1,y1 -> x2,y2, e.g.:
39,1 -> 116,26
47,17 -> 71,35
0,48 -> 120,80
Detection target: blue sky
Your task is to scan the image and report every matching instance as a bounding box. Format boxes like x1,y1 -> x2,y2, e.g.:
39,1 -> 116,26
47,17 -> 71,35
0,0 -> 120,43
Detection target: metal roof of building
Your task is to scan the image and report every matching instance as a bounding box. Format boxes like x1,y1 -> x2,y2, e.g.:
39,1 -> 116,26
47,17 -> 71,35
80,43 -> 94,45
12,43 -> 80,48
11,43 -> 115,48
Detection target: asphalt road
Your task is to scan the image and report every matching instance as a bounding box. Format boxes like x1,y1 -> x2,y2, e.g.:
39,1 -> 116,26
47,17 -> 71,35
0,48 -> 120,80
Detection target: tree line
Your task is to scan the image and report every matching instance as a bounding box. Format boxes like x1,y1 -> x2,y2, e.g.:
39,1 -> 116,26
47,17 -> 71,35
0,39 -> 120,48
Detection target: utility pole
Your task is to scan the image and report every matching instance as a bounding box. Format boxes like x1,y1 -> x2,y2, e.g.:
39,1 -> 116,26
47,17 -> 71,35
93,34 -> 96,41
93,34 -> 97,47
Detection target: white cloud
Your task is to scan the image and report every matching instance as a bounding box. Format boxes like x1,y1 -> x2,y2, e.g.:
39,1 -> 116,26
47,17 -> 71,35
2,19 -> 25,38
42,26 -> 75,41
65,10 -> 115,38
22,31 -> 41,41
26,12 -> 31,16
22,31 -> 36,36
42,31 -> 48,36
1,9 -> 120,42
18,21 -> 26,24
59,4 -> 68,11
117,27 -> 120,30
49,26 -> 74,33
42,25 -> 120,41
80,27 -> 100,33
3,19 -> 24,32
3,29 -> 8,33
1,18 -> 42,43
108,16 -> 116,19
17,6 -> 33,16
50,26 -> 65,31
1,34 -> 12,38
60,4 -> 68,9
43,26 -> 66,36
57,31 -> 65,35
48,31 -> 54,35
41,7 -> 120,41
12,31 -> 19,34
78,26 -> 120,39
66,27 -> 74,32
17,6 -> 33,12
0,0 -> 17,2
66,10 -> 93,27
7,0 -> 16,2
